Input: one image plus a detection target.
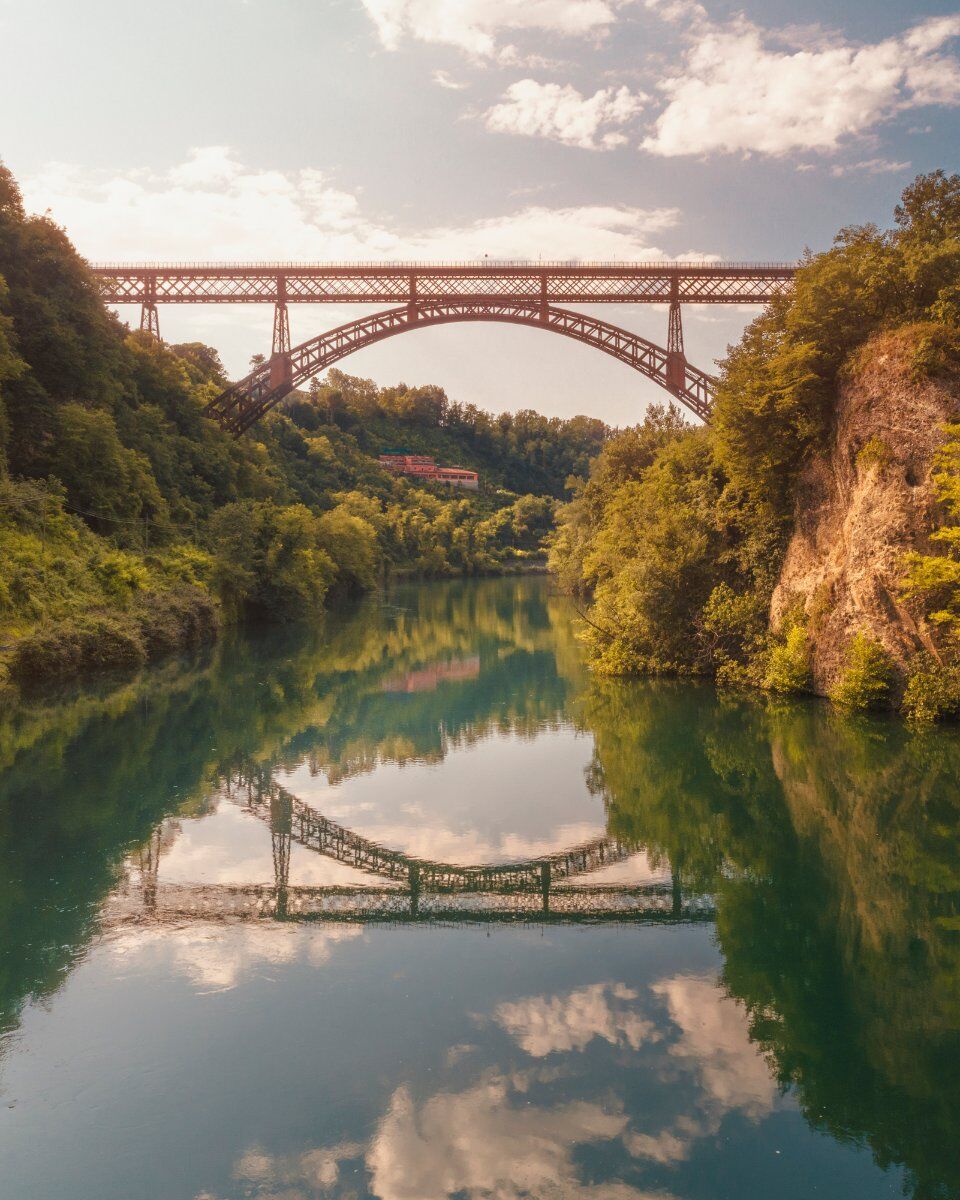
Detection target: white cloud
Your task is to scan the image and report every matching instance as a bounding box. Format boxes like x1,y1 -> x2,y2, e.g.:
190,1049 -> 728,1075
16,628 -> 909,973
366,1076 -> 663,1200
642,13 -> 960,157
360,0 -> 622,60
643,0 -> 707,26
609,973 -> 781,1172
363,974 -> 777,1200
623,1126 -> 693,1164
829,157 -> 911,178
21,148 -> 683,263
495,982 -> 657,1057
652,974 -> 777,1119
484,80 -> 647,149
168,145 -> 243,188
432,68 -> 468,89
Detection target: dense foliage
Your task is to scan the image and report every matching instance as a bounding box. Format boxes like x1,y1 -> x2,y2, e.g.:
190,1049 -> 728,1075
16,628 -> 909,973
0,161 -> 590,682
293,371 -> 608,499
829,632 -> 895,711
550,171 -> 960,719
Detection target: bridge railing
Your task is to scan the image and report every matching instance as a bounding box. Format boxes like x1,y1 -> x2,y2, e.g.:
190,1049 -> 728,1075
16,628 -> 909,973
91,260 -> 800,272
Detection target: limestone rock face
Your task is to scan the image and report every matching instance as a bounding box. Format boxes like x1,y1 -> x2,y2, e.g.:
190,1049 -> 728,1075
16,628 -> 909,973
770,326 -> 959,695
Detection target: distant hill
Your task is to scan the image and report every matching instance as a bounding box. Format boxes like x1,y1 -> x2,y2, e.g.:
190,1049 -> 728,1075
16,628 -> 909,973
281,370 -> 611,498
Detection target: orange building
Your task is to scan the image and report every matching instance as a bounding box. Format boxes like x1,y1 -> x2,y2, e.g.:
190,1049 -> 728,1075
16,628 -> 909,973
379,451 -> 479,490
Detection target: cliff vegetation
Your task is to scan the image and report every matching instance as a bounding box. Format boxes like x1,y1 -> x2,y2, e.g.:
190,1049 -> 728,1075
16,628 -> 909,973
549,171 -> 960,720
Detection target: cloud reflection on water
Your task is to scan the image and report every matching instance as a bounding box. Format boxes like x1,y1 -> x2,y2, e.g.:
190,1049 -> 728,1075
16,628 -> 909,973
108,923 -> 363,993
494,982 -> 657,1057
199,966 -> 783,1199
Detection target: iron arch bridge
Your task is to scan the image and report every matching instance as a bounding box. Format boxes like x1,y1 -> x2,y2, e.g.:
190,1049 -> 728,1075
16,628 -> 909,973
91,260 -> 797,433
106,775 -> 716,926
205,300 -> 717,432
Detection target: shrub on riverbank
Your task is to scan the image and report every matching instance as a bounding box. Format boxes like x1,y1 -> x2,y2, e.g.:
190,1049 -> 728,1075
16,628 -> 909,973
901,657 -> 960,724
829,633 -> 895,711
0,479 -> 220,683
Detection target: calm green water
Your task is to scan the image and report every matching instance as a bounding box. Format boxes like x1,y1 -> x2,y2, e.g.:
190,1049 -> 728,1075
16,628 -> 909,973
1,576 -> 959,1200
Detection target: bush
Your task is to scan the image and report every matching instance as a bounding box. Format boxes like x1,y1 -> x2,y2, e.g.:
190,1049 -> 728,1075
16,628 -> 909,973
900,422 -> 960,642
830,632 -> 895,710
50,404 -> 169,540
92,549 -> 150,601
702,582 -> 767,677
207,500 -> 337,618
901,655 -> 960,723
315,505 -> 380,593
763,624 -> 811,695
909,322 -> 960,382
132,587 -> 219,655
9,613 -> 147,681
856,437 -> 892,473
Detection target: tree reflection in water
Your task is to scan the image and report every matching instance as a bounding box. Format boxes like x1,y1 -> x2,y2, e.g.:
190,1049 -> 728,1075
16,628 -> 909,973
585,679 -> 960,1200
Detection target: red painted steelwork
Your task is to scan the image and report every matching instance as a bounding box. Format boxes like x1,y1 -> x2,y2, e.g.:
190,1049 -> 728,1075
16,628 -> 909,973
93,260 -> 796,305
91,262 -> 795,432
205,300 -> 717,433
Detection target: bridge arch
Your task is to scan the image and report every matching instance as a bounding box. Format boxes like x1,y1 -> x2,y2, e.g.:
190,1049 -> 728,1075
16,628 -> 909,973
206,300 -> 716,434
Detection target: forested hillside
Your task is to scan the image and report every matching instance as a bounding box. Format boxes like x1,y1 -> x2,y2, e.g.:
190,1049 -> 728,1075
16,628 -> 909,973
550,171 -> 960,722
289,372 -> 608,499
0,162 -> 601,685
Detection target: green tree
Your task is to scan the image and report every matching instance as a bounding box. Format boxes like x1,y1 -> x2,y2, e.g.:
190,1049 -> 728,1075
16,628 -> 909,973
50,405 -> 168,541
316,504 -> 380,593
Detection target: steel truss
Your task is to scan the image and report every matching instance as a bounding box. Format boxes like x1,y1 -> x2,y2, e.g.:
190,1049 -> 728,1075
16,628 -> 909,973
92,261 -> 796,306
100,881 -> 717,926
206,299 -> 717,433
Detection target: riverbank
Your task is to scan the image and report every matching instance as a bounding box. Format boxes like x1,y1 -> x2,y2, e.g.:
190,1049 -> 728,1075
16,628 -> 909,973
0,478 -> 553,688
548,174 -> 960,723
0,478 -> 218,687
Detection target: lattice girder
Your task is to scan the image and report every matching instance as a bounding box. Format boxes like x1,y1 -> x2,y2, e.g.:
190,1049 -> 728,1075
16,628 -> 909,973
93,261 -> 796,306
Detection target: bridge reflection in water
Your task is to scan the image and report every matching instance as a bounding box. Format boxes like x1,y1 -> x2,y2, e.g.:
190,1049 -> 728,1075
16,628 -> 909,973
103,774 -> 715,928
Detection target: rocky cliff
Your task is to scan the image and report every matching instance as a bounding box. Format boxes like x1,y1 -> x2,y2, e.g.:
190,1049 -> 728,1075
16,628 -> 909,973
770,324 -> 960,695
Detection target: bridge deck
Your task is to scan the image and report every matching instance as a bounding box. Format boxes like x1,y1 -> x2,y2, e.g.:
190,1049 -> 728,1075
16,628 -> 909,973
101,882 -> 717,926
92,261 -> 796,306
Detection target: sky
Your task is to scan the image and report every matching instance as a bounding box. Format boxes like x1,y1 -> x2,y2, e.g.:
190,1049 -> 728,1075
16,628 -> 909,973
1,0 -> 959,424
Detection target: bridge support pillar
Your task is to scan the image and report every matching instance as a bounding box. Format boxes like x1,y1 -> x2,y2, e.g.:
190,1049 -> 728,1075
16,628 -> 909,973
272,300 -> 291,359
409,862 -> 421,918
666,276 -> 686,395
539,273 -> 549,324
407,275 -> 418,322
265,290 -> 294,400
271,789 -> 293,919
269,352 -> 293,391
140,301 -> 160,339
139,827 -> 162,912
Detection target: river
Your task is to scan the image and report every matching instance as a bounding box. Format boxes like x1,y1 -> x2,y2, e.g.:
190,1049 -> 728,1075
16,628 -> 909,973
1,576 -> 958,1199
